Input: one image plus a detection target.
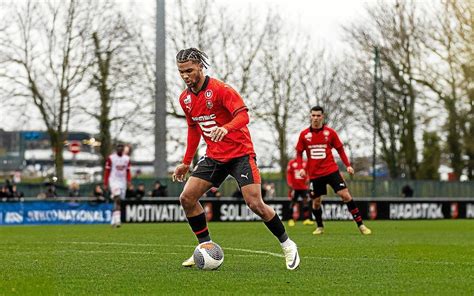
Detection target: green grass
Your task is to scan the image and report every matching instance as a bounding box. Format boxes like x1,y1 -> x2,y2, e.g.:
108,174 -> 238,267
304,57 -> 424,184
1,220 -> 473,295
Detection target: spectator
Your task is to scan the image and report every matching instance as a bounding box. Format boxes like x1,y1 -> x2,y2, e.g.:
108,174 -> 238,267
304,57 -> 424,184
206,187 -> 221,198
402,184 -> 414,197
93,185 -> 105,202
10,185 -> 24,200
68,182 -> 80,199
150,181 -> 168,197
1,185 -> 11,200
135,183 -> 146,199
45,182 -> 57,199
125,183 -> 136,199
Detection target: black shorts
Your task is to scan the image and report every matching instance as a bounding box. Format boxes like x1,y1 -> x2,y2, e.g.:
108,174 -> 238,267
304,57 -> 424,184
310,171 -> 347,197
191,155 -> 261,188
291,189 -> 309,202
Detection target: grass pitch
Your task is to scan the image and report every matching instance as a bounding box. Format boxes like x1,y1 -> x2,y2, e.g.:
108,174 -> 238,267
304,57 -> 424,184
1,220 -> 473,295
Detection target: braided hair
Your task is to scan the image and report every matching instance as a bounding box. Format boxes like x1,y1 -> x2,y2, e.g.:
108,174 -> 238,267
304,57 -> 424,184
176,48 -> 210,69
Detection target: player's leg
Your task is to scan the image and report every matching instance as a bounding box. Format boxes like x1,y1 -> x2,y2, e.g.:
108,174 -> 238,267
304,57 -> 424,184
110,185 -> 124,227
300,190 -> 314,225
180,176 -> 214,242
288,191 -> 296,227
310,178 -> 327,234
180,156 -> 228,267
331,172 -> 371,235
231,155 -> 300,270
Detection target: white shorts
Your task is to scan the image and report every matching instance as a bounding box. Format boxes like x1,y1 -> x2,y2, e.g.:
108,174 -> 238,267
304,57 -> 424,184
110,182 -> 126,200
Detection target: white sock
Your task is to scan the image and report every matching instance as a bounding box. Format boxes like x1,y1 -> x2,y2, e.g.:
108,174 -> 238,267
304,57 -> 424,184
110,213 -> 116,225
280,238 -> 293,248
114,211 -> 121,224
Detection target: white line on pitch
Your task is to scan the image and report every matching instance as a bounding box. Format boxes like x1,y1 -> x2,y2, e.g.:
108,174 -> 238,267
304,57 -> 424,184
58,241 -> 284,258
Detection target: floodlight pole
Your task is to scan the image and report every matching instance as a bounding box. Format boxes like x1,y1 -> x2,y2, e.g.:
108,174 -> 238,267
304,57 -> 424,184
372,47 -> 379,198
155,0 -> 167,178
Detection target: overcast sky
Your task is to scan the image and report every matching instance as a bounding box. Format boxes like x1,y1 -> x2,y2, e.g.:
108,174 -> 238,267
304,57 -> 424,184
0,0 -> 374,162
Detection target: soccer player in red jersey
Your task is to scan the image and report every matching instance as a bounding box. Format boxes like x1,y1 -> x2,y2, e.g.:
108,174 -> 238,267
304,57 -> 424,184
173,48 -> 300,270
296,106 -> 372,235
286,158 -> 314,227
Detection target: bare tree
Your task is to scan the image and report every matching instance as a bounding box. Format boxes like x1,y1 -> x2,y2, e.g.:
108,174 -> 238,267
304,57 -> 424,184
414,0 -> 472,180
344,0 -> 423,179
0,0 -> 93,183
80,1 -> 153,170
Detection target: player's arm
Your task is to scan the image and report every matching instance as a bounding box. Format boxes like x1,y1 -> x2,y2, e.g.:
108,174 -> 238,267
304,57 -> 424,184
173,123 -> 201,182
103,157 -> 111,189
210,85 -> 248,142
211,110 -> 249,142
126,160 -> 132,186
333,132 -> 354,175
286,163 -> 294,189
295,133 -> 306,169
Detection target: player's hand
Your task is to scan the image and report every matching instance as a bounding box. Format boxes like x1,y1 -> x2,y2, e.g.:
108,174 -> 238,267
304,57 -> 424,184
347,166 -> 355,175
210,127 -> 228,142
173,164 -> 190,182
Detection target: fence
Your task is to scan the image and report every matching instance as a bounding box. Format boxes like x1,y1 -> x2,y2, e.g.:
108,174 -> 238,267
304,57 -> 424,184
9,178 -> 474,198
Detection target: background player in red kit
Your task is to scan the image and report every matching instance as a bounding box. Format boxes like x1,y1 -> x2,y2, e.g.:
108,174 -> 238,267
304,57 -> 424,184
173,48 -> 300,270
296,106 -> 371,235
286,158 -> 314,227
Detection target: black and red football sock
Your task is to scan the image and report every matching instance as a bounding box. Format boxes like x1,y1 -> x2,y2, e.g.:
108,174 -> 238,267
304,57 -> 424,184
345,199 -> 363,227
264,214 -> 289,243
312,207 -> 324,228
187,212 -> 211,243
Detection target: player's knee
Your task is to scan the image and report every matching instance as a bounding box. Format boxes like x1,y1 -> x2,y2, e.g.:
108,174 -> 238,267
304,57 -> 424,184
342,195 -> 352,203
313,198 -> 322,209
179,192 -> 194,208
339,192 -> 352,203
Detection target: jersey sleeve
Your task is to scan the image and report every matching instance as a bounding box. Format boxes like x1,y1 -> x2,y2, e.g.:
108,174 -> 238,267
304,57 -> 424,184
295,132 -> 306,165
182,125 -> 201,165
221,85 -> 248,116
331,130 -> 351,167
126,159 -> 132,182
331,130 -> 343,149
179,94 -> 197,127
104,157 -> 111,186
223,110 -> 249,132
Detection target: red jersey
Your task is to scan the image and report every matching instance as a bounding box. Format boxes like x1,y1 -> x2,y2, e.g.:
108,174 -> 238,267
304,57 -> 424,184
296,125 -> 351,179
179,76 -> 255,162
286,159 -> 309,190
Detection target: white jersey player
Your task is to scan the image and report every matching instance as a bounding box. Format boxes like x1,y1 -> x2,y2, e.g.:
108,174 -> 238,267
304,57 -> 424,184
104,143 -> 131,227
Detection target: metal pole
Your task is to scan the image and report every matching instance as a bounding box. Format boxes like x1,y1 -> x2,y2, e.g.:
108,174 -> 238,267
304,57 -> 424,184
372,47 -> 379,197
155,0 -> 167,178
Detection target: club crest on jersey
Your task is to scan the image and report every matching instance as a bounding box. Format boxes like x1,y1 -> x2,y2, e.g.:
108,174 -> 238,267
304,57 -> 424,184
305,133 -> 312,141
206,100 -> 213,109
323,130 -> 330,136
184,95 -> 191,104
205,90 -> 213,99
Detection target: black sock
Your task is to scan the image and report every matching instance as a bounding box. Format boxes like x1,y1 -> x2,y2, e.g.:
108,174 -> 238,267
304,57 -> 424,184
345,199 -> 363,227
264,214 -> 289,243
187,212 -> 211,243
312,207 -> 324,228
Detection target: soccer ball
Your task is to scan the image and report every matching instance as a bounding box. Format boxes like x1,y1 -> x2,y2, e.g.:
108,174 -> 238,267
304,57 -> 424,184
193,242 -> 224,270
